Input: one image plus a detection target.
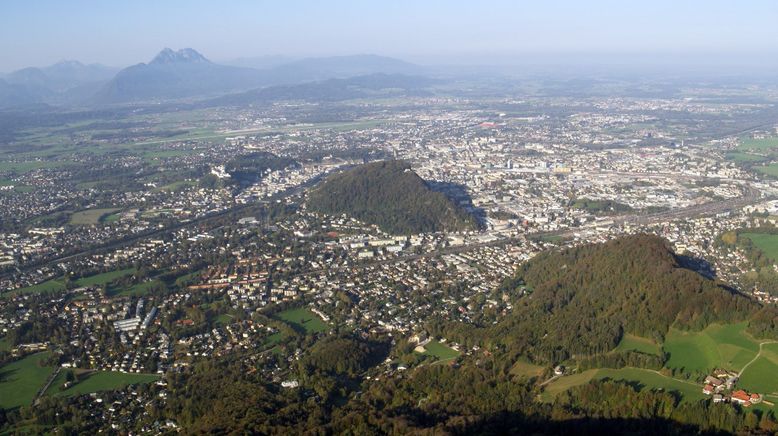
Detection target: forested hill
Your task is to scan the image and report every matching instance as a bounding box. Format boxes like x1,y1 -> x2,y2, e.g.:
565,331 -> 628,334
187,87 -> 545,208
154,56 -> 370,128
307,161 -> 478,235
452,235 -> 758,363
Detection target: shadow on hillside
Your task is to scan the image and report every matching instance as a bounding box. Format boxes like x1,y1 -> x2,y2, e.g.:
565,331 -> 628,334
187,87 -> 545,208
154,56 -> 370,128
676,254 -> 716,279
459,413 -> 732,435
426,180 -> 486,227
0,367 -> 19,383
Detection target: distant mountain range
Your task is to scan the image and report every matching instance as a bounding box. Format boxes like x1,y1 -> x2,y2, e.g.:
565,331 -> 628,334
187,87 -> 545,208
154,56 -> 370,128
0,49 -> 425,108
205,73 -> 435,107
0,60 -> 119,108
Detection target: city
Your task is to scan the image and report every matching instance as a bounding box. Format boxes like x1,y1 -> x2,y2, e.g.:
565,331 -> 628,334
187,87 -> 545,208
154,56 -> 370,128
1,1 -> 778,434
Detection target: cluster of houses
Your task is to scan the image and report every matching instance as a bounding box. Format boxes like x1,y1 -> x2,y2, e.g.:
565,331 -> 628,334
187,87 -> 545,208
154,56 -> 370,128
702,371 -> 763,407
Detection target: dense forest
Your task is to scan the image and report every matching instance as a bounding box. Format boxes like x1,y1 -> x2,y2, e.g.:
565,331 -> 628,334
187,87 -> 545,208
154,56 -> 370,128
307,160 -> 478,235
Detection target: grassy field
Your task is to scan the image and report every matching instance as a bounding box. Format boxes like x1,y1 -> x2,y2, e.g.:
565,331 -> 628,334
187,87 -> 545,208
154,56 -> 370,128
738,343 -> 778,396
107,279 -> 162,297
755,164 -> 778,178
5,268 -> 136,299
0,160 -> 68,174
664,323 -> 758,373
541,367 -> 705,403
510,359 -> 546,378
738,136 -> 778,151
7,279 -> 65,297
275,307 -> 328,333
423,340 -> 461,361
615,334 -> 662,356
215,313 -> 234,326
75,268 -> 136,287
0,352 -> 55,409
46,370 -> 159,398
69,208 -> 120,225
726,152 -> 768,163
740,232 -> 778,260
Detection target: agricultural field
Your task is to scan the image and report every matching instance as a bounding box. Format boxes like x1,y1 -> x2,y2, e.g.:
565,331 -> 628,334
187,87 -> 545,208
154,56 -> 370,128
740,232 -> 778,260
422,340 -> 461,361
45,370 -> 159,398
541,367 -> 705,403
0,352 -> 55,409
543,323 -> 776,405
614,334 -> 662,356
663,322 -> 759,373
738,343 -> 778,397
725,152 -> 768,163
737,136 -> 778,151
69,208 -> 120,225
274,307 -> 328,334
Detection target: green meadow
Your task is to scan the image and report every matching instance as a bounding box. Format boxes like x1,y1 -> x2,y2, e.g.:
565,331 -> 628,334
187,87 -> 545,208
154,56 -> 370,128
740,232 -> 778,260
69,208 -> 121,225
510,359 -> 546,378
541,367 -> 705,403
615,334 -> 663,356
0,352 -> 55,409
664,322 -> 759,373
423,340 -> 461,361
275,307 -> 328,334
738,136 -> 778,151
46,370 -> 159,398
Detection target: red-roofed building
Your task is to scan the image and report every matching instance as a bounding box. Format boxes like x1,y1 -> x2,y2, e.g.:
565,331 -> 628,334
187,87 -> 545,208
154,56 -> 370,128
731,390 -> 750,404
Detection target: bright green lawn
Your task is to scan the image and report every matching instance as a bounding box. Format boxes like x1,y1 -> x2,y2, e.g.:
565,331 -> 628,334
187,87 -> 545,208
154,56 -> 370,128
423,340 -> 461,361
615,334 -> 662,356
46,370 -> 159,398
740,232 -> 778,260
275,307 -> 328,333
0,352 -> 55,409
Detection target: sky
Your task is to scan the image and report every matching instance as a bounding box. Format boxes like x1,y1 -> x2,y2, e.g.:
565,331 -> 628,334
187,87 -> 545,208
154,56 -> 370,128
2,0 -> 778,71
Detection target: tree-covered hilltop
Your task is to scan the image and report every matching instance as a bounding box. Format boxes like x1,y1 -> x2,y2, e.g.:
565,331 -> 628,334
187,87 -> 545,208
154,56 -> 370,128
307,160 -> 478,235
437,234 -> 758,364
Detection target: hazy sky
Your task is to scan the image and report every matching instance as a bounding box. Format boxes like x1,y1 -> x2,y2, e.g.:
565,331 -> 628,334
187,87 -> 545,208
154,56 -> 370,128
2,0 -> 778,71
